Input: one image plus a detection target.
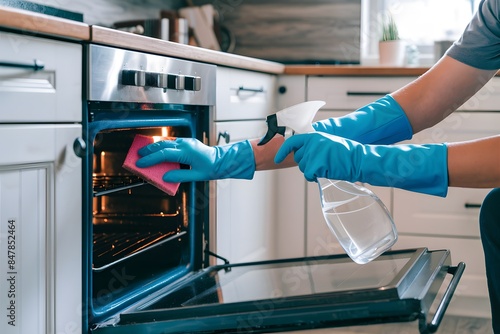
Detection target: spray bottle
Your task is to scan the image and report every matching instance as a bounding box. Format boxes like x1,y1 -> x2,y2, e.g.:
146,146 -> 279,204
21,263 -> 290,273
258,101 -> 397,264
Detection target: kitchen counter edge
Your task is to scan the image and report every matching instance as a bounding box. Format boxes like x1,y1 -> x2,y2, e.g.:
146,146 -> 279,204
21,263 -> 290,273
90,25 -> 285,74
0,5 -> 90,40
284,65 -> 431,76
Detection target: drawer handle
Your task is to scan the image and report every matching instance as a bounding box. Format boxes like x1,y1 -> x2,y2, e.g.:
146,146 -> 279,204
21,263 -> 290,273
0,59 -> 45,71
237,86 -> 264,93
217,131 -> 230,145
346,91 -> 390,96
464,203 -> 482,209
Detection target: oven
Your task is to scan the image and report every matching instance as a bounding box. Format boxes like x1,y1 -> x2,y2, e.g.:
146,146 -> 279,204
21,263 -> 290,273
81,44 -> 465,334
81,44 -> 214,331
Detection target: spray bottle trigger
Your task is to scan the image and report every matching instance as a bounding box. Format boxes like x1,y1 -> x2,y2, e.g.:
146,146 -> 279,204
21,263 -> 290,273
257,114 -> 287,146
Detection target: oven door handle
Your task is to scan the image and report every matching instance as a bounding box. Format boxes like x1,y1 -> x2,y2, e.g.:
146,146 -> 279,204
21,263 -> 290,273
421,261 -> 466,334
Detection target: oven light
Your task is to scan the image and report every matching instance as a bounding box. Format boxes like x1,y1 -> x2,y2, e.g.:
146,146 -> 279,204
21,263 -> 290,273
152,127 -> 170,143
161,127 -> 169,137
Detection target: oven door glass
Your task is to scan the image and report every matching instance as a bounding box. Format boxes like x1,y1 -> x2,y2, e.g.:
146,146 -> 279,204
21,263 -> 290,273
92,248 -> 464,334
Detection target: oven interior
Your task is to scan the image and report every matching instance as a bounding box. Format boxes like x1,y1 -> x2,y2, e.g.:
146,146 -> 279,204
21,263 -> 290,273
85,107 -> 209,323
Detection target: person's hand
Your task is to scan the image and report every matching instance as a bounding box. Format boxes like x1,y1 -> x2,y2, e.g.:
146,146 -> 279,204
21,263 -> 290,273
275,132 -> 361,182
312,94 -> 413,145
136,138 -> 255,182
274,132 -> 449,197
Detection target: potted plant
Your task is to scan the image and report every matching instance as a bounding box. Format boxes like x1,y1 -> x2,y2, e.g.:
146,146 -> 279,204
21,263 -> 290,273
378,13 -> 406,66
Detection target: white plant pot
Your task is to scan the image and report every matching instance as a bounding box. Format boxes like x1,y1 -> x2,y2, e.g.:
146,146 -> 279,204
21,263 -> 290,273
379,40 -> 406,67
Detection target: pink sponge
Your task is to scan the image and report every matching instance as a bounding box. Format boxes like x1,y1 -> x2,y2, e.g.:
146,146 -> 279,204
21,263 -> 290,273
122,134 -> 180,196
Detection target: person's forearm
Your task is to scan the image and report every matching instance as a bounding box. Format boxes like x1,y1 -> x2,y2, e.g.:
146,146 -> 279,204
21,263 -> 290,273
393,56 -> 497,134
250,136 -> 296,171
448,135 -> 500,188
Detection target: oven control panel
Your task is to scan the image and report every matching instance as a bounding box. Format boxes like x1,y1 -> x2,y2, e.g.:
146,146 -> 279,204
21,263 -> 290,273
121,70 -> 201,91
88,44 -> 215,105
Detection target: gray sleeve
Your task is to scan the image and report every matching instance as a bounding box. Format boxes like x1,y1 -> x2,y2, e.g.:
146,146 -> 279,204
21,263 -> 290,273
446,0 -> 500,70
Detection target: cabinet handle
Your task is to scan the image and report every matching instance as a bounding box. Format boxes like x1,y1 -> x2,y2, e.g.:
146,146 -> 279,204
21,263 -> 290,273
346,91 -> 390,97
0,59 -> 45,71
237,86 -> 264,93
217,131 -> 230,145
464,203 -> 482,209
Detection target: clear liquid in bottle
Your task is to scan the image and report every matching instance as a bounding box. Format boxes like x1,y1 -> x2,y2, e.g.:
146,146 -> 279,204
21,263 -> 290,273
318,178 -> 398,264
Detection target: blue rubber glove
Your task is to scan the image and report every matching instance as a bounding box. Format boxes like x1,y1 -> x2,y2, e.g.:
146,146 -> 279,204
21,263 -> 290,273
136,138 -> 255,182
274,132 -> 448,197
312,94 -> 413,144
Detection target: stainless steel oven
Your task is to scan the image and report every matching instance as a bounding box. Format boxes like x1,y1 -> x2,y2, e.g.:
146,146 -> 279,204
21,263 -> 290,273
81,44 -> 465,334
81,44 -> 214,331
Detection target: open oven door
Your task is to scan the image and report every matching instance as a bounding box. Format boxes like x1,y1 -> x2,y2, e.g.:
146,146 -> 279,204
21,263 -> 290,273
91,248 -> 464,334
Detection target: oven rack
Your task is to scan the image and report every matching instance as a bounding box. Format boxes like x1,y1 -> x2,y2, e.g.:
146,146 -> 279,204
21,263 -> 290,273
93,175 -> 148,197
92,230 -> 187,272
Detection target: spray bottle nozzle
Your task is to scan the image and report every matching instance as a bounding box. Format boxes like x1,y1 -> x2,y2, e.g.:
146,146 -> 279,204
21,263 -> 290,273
257,101 -> 326,146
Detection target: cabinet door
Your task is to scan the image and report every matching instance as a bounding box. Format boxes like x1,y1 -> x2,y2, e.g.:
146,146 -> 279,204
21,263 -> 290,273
274,75 -> 308,259
0,124 -> 82,333
0,165 -> 48,334
212,121 -> 278,263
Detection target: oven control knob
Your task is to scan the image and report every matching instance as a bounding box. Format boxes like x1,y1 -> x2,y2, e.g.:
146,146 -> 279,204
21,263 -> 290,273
167,74 -> 185,90
185,76 -> 201,91
145,72 -> 168,88
157,73 -> 169,88
121,69 -> 146,87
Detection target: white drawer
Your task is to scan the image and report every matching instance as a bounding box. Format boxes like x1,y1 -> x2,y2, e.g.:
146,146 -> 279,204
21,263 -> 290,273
215,67 -> 277,121
394,187 -> 488,238
307,75 -> 500,112
307,76 -> 415,110
0,31 -> 82,122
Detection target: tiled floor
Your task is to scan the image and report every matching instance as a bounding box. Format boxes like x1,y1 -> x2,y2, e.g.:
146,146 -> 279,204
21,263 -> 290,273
284,315 -> 493,333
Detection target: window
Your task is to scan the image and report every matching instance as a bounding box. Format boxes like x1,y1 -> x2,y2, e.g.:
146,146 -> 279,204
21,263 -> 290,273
361,0 -> 480,65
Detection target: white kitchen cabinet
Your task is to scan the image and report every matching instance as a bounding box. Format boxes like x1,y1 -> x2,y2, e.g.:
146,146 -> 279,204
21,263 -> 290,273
0,125 -> 82,334
212,67 -> 280,264
273,75 -> 309,259
392,111 -> 500,318
0,31 -> 82,333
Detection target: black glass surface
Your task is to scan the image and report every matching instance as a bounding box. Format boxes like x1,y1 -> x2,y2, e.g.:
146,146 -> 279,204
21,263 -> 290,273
133,250 -> 419,313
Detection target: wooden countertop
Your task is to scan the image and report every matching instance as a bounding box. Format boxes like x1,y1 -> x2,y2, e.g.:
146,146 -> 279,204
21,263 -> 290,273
0,5 -> 90,40
90,26 -> 285,74
284,65 -> 430,76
